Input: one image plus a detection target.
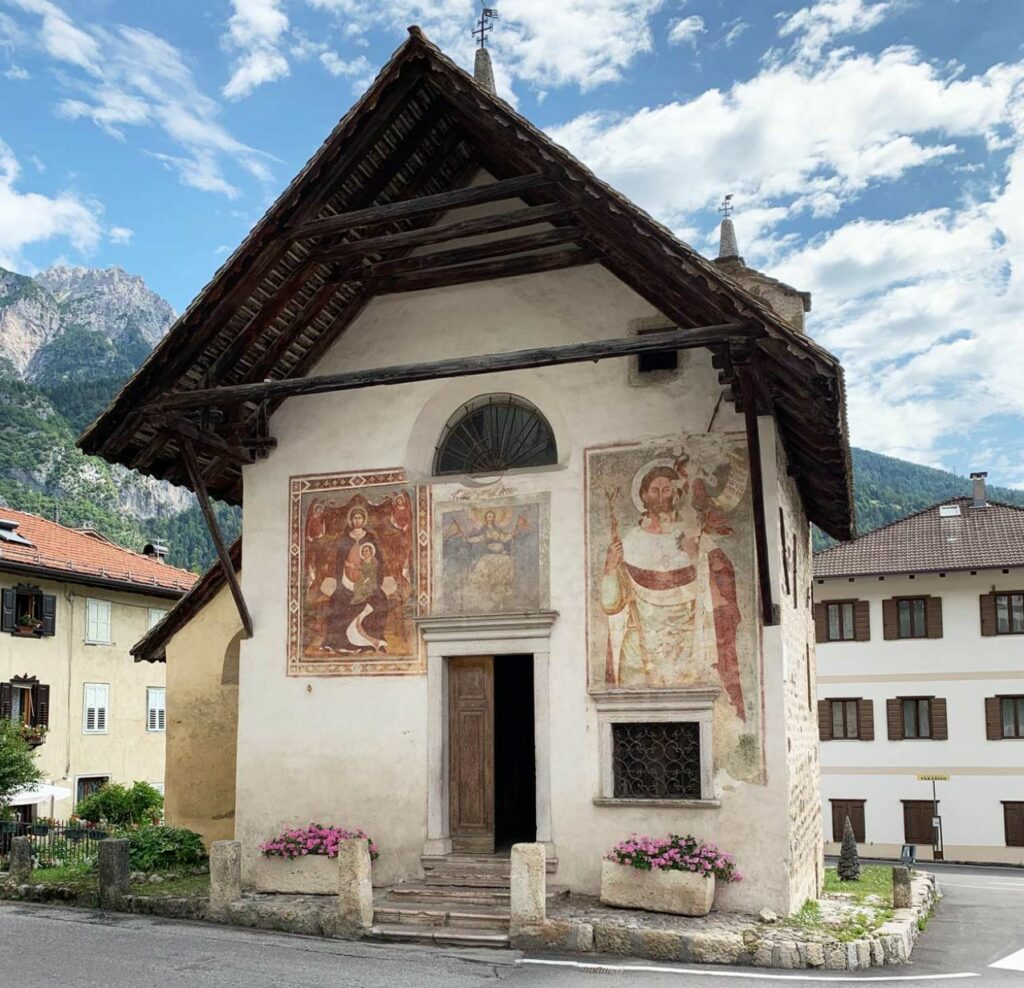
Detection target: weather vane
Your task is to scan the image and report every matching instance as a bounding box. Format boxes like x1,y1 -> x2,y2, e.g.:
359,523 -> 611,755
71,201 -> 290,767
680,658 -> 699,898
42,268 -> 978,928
719,193 -> 734,218
473,5 -> 499,48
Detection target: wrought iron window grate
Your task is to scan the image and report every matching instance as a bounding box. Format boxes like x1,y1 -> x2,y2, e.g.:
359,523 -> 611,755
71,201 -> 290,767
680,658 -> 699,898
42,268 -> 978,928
611,721 -> 701,799
434,394 -> 557,475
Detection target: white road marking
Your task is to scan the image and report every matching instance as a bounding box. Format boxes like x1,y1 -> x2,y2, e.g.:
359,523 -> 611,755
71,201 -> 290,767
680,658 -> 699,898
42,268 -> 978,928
938,882 -> 1024,892
518,958 -> 979,981
990,947 -> 1024,971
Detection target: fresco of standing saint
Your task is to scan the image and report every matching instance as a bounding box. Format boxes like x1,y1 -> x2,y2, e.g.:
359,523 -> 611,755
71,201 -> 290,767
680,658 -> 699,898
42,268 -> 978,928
288,471 -> 427,677
585,437 -> 761,779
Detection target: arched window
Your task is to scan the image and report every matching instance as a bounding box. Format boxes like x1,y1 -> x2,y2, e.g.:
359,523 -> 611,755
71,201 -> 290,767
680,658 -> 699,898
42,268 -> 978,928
434,394 -> 557,476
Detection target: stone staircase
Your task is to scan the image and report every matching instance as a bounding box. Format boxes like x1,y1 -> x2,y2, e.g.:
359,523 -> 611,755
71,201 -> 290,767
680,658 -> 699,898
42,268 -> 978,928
368,853 -> 564,948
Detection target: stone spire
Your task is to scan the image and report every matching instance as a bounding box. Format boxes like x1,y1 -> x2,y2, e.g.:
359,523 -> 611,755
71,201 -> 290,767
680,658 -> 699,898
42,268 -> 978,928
718,216 -> 740,261
474,47 -> 496,93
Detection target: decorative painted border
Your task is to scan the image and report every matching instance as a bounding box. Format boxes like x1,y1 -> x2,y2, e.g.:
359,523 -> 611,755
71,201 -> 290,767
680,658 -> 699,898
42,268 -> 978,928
287,469 -> 430,677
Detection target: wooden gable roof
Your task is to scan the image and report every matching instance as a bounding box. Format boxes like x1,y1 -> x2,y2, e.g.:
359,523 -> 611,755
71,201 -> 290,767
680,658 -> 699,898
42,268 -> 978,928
79,27 -> 855,540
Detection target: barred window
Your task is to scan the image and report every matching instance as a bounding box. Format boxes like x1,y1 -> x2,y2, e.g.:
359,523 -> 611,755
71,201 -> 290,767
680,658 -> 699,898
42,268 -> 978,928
611,721 -> 701,800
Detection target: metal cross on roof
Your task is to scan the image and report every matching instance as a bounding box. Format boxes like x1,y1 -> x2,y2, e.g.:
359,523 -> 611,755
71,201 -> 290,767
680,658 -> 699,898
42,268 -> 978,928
719,193 -> 734,218
473,5 -> 499,48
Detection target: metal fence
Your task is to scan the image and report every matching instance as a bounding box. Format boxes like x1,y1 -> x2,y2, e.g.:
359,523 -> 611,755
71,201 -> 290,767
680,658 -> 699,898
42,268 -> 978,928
0,820 -> 108,870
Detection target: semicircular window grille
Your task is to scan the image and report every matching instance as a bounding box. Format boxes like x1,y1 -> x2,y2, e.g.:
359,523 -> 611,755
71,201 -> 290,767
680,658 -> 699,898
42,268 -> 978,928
433,394 -> 557,476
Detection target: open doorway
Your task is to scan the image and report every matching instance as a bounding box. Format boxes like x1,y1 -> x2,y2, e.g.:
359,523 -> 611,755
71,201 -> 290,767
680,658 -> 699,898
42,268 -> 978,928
448,654 -> 535,854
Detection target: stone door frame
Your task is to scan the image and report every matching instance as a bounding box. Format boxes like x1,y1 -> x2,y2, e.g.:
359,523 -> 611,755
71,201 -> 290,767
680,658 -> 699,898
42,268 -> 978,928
417,611 -> 558,861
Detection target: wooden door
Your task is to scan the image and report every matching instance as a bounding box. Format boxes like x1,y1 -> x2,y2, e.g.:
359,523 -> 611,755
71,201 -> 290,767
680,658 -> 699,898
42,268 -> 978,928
449,656 -> 494,853
1004,802 -> 1024,848
903,800 -> 937,845
830,799 -> 866,842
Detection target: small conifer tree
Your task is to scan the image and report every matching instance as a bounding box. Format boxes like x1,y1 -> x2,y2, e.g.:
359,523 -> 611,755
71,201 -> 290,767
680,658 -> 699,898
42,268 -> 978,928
837,815 -> 861,881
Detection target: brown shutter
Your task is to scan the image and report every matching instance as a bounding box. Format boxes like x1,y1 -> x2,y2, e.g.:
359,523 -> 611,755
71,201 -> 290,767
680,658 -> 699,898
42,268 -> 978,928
40,594 -> 56,637
33,683 -> 49,728
986,697 -> 1003,740
854,600 -> 870,641
887,698 -> 903,740
1006,804 -> 1024,848
0,589 -> 14,633
0,682 -> 10,720
830,802 -> 844,841
882,598 -> 898,639
980,594 -> 997,636
931,697 -> 948,739
857,699 -> 875,740
818,700 -> 833,740
926,596 -> 944,639
814,603 -> 828,643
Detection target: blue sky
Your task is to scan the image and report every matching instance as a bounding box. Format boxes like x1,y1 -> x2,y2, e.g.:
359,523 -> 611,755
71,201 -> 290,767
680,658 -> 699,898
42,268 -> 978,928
1,0 -> 1022,481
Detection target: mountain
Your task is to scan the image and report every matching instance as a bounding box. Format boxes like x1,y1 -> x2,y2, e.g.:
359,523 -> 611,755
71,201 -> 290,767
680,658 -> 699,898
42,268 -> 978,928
0,264 -> 238,572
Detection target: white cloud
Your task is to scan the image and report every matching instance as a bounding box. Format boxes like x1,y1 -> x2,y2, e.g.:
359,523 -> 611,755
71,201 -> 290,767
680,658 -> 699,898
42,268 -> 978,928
778,0 -> 897,60
0,138 -> 102,269
108,225 -> 132,244
320,51 -> 370,78
222,0 -> 290,99
3,63 -> 29,79
721,19 -> 748,48
668,15 -> 705,48
8,6 -> 271,198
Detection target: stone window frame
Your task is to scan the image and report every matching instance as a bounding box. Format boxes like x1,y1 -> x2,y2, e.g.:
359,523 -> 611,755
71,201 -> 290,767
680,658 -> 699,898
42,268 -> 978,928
592,689 -> 720,808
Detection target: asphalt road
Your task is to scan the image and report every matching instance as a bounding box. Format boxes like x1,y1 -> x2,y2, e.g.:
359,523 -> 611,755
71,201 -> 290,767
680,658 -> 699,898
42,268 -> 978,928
1,861 -> 1022,987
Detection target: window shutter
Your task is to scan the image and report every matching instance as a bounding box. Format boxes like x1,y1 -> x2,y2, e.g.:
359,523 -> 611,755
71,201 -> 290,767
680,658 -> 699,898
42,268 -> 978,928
925,597 -> 944,639
850,802 -> 866,842
40,594 -> 56,636
0,682 -> 11,720
980,594 -> 997,636
1006,804 -> 1024,848
986,697 -> 1003,740
931,697 -> 948,739
97,685 -> 107,731
886,698 -> 903,740
853,600 -> 870,641
0,589 -> 15,632
818,700 -> 833,740
882,598 -> 898,640
32,683 -> 49,727
813,603 -> 828,643
857,699 -> 874,740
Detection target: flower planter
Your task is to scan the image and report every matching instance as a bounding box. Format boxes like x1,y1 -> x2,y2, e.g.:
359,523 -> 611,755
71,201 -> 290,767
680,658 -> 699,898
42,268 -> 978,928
600,859 -> 716,916
65,828 -> 86,842
0,821 -> 17,835
30,824 -> 50,836
249,854 -> 339,895
14,626 -> 40,637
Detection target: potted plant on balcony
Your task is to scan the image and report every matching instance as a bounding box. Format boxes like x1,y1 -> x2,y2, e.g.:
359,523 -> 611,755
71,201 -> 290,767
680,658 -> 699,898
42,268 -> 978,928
254,824 -> 379,894
65,815 -> 88,842
600,833 -> 742,917
15,612 -> 42,637
18,723 -> 48,747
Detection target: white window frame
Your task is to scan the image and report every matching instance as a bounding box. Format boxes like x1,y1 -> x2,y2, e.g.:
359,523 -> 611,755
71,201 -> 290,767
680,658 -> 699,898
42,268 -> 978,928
83,682 -> 109,734
146,687 -> 166,733
85,598 -> 112,645
593,689 -> 720,808
148,607 -> 168,631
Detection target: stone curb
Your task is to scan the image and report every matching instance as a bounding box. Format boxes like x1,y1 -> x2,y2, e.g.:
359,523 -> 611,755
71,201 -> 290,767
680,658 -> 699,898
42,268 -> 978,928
1,872 -> 938,970
511,873 -> 939,970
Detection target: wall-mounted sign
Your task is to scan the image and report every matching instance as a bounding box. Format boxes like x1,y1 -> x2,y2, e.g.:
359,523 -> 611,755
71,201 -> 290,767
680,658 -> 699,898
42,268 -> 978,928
916,773 -> 950,782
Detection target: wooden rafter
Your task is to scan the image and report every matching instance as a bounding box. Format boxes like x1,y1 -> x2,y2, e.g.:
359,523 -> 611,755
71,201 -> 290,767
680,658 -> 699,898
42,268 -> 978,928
145,322 -> 758,414
179,439 -> 253,638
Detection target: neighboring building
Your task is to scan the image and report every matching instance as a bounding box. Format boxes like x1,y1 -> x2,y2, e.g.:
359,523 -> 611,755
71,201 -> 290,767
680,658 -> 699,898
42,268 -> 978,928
814,473 -> 1024,864
133,542 -> 241,845
0,508 -> 194,820
86,30 -> 855,918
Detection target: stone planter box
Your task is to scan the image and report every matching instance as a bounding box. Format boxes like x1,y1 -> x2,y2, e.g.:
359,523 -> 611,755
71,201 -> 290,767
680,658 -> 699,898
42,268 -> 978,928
600,860 -> 715,917
248,855 -> 338,895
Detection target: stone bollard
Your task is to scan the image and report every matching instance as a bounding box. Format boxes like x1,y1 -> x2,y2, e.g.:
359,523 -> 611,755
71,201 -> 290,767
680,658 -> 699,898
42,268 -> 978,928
9,836 -> 32,883
892,866 -> 913,910
99,838 -> 130,908
335,838 -> 373,937
510,842 -> 546,935
209,840 -> 242,919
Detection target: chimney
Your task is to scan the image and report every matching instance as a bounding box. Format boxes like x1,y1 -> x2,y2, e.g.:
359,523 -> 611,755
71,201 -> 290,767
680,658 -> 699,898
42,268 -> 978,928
970,471 -> 988,508
143,541 -> 169,564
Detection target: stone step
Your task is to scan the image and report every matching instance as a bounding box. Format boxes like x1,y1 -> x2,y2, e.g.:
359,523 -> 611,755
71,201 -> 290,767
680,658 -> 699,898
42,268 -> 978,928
368,923 -> 509,949
385,881 -> 568,906
372,905 -> 509,931
422,873 -> 512,888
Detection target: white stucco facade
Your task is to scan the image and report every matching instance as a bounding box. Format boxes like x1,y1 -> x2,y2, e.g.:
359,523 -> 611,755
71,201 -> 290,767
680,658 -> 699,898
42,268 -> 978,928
231,245 -> 823,915
816,566 -> 1024,864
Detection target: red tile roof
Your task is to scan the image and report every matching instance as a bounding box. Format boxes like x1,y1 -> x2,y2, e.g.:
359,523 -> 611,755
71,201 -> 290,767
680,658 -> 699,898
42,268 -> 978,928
814,497 -> 1024,578
0,507 -> 196,596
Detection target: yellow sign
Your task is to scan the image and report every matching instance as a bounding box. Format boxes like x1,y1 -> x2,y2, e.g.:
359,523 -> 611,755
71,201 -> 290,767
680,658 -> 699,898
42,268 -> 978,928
917,773 -> 950,782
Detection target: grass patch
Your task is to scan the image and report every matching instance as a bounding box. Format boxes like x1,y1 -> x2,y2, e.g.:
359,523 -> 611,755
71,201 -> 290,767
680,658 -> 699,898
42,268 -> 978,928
129,873 -> 209,898
30,864 -> 98,891
824,864 -> 893,906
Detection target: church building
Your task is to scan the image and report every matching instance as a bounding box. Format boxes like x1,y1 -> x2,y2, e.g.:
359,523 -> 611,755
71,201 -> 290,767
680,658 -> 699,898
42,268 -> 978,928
86,28 -> 854,918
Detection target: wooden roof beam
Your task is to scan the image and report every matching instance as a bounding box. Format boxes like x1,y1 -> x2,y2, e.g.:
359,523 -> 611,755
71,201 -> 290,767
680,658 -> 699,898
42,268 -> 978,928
292,171 -> 554,238
144,321 -> 759,414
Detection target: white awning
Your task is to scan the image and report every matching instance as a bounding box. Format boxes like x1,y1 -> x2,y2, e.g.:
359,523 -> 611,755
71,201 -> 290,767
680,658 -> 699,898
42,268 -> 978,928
8,783 -> 72,806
